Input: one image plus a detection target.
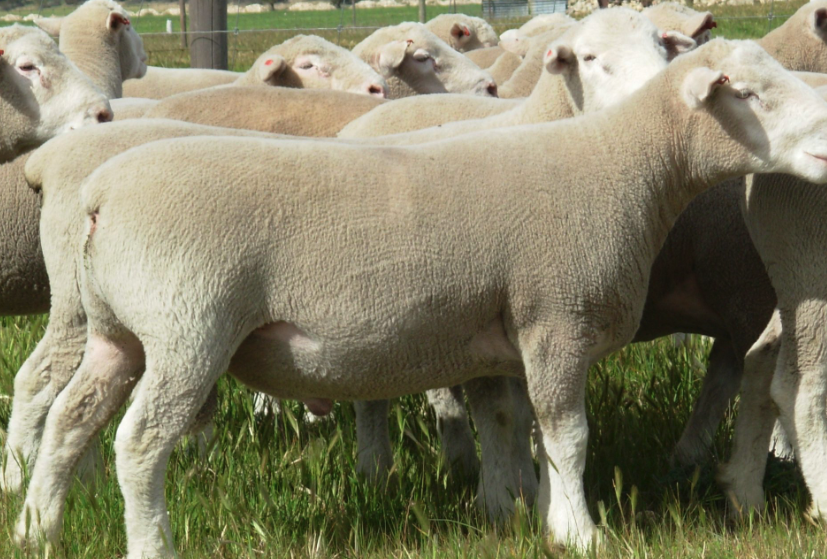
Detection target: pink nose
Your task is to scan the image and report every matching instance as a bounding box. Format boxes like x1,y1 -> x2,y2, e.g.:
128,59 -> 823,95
486,82 -> 498,98
367,83 -> 386,98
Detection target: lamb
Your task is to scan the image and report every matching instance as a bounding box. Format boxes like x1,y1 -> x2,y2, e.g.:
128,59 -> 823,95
339,9 -> 694,139
231,34 -> 387,96
352,22 -> 498,98
643,2 -> 717,45
142,86 -> 385,136
425,14 -> 499,52
15,40 -> 827,558
35,0 -> 147,99
0,25 -> 112,161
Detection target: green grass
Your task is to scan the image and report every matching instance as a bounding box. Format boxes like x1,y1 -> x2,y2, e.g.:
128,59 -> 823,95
0,315 -> 822,558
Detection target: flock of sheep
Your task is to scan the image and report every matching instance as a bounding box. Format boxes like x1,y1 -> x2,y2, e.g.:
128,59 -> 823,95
3,0 -> 827,556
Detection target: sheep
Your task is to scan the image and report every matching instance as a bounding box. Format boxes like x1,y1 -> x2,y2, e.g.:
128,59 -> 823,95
643,2 -> 717,45
122,66 -> 238,99
142,86 -> 385,136
497,27 -> 575,99
0,25 -> 112,161
425,14 -> 499,52
123,34 -> 387,99
499,14 -> 576,57
231,34 -> 387,97
757,0 -> 827,72
35,0 -> 147,99
339,9 -> 695,139
14,39 -> 827,558
352,22 -> 498,98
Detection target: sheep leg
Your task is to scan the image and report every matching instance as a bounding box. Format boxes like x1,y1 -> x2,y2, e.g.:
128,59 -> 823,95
427,385 -> 480,480
509,377 -> 538,506
2,323 -> 92,495
672,339 -> 742,467
465,376 -> 519,522
717,311 -> 781,516
14,333 -> 143,550
525,343 -> 596,551
770,302 -> 827,521
354,399 -> 394,483
112,341 -> 228,559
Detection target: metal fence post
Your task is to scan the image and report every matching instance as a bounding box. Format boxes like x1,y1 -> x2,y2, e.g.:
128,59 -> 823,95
190,0 -> 228,69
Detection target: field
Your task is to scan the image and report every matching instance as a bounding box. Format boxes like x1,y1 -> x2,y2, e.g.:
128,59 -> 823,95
2,1 -> 826,557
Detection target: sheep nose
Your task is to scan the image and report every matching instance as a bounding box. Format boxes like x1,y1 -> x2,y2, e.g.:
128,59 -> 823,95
486,82 -> 498,98
96,108 -> 113,123
367,83 -> 386,98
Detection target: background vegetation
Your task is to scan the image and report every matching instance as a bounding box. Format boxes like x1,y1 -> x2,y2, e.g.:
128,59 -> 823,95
0,1 -> 822,556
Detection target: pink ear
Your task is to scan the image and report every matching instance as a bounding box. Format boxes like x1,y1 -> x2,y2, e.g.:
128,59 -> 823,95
107,12 -> 130,31
463,26 -> 470,36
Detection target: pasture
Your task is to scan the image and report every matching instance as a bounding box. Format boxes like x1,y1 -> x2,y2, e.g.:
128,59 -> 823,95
1,1 -> 825,557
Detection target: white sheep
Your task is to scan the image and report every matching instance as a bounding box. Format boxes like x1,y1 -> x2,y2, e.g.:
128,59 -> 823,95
425,14 -> 499,52
0,25 -> 112,160
499,14 -> 575,57
352,22 -> 498,98
643,2 -> 717,45
35,0 -> 147,99
15,39 -> 827,558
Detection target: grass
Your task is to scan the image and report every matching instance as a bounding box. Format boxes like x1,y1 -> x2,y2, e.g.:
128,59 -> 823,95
0,315 -> 821,558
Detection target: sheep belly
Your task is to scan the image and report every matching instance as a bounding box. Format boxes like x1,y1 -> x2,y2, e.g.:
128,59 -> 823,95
227,319 -> 523,402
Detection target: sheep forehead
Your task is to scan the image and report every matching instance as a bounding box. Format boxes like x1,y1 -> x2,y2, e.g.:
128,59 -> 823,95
574,9 -> 661,54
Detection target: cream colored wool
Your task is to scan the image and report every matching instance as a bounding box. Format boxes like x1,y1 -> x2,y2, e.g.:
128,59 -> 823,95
111,97 -> 158,120
15,40 -> 827,559
0,26 -> 111,160
465,45 -> 505,68
123,66 -> 239,99
643,2 -> 717,45
352,22 -> 497,98
758,1 -> 827,72
425,14 -> 499,52
36,0 -> 147,99
499,14 -> 576,57
486,49 -> 522,88
143,86 -> 384,136
498,27 -> 575,99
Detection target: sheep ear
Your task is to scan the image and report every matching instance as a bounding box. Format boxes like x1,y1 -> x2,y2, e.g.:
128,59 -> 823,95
661,31 -> 696,61
450,23 -> 471,41
34,16 -> 63,36
107,12 -> 130,31
812,7 -> 827,36
544,42 -> 574,74
258,55 -> 287,85
681,66 -> 728,110
376,39 -> 411,75
686,12 -> 716,41
499,30 -> 527,56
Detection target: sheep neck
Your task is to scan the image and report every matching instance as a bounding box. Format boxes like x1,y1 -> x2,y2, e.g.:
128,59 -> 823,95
60,28 -> 122,99
517,71 -> 578,124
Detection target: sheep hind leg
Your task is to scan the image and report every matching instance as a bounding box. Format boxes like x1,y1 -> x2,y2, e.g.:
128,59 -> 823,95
509,377 -> 538,507
14,332 -> 144,550
672,338 -> 742,468
2,323 -> 90,495
354,399 -> 394,483
770,302 -> 827,522
465,376 -> 520,522
717,311 -> 781,517
427,385 -> 479,481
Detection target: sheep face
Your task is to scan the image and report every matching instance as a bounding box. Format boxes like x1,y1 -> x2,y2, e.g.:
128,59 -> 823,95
682,40 -> 827,184
250,35 -> 387,98
109,11 -> 147,81
356,23 -> 498,98
0,26 -> 112,144
545,8 -> 695,113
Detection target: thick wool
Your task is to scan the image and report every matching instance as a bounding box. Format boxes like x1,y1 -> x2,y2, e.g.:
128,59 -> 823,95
16,40 -> 827,559
37,0 -> 147,99
352,22 -> 496,99
143,86 -> 384,136
465,46 -> 505,68
758,0 -> 827,72
425,14 -> 499,52
498,27 -> 575,99
123,66 -> 239,99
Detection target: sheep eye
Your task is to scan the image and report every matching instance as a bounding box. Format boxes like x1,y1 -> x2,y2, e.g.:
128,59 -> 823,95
298,62 -> 313,70
736,89 -> 754,99
583,54 -> 596,62
18,64 -> 36,72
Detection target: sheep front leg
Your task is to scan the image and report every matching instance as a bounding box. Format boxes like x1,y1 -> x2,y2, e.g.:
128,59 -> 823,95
672,339 -> 742,467
2,324 -> 89,495
524,341 -> 597,551
426,385 -> 479,480
354,399 -> 394,483
465,376 -> 519,522
14,333 -> 143,550
717,311 -> 781,516
770,302 -> 827,521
